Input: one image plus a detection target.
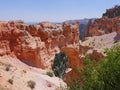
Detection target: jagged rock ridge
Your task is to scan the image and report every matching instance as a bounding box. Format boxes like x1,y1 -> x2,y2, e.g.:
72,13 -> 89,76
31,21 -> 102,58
0,21 -> 80,69
85,5 -> 120,37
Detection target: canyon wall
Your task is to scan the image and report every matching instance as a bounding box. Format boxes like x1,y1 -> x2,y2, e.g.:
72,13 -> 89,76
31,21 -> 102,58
85,6 -> 120,37
85,16 -> 120,37
0,21 -> 80,70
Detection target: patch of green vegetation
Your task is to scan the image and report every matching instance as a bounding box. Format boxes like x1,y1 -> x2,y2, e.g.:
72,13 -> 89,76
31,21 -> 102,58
46,71 -> 53,77
5,64 -> 11,71
27,80 -> 36,89
114,40 -> 119,44
52,52 -> 68,79
69,45 -> 120,90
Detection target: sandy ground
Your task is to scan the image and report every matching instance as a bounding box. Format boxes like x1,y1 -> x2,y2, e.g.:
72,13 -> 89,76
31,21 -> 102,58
0,55 -> 66,90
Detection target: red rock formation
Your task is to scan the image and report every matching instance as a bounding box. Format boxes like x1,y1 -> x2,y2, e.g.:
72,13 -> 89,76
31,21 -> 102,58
61,47 -> 83,84
85,6 -> 120,37
40,22 -> 56,29
0,21 -> 80,70
85,16 -> 120,37
79,45 -> 92,54
88,50 -> 104,62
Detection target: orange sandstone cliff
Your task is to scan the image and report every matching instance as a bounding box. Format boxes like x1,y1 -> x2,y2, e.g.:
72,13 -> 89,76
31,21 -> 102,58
0,20 -> 84,87
0,21 -> 80,69
85,6 -> 120,37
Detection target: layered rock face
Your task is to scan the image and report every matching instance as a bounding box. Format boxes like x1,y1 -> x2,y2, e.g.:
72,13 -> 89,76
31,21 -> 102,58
85,6 -> 120,37
85,16 -> 120,37
61,47 -> 83,84
0,21 -> 80,69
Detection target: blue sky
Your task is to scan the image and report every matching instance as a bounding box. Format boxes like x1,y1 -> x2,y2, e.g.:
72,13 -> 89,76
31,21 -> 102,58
0,0 -> 120,22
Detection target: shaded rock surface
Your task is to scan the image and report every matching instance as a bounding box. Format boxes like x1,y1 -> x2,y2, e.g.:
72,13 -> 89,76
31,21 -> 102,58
103,5 -> 120,18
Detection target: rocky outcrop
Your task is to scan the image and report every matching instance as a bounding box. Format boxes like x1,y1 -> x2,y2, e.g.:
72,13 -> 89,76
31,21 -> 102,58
103,5 -> 120,18
85,6 -> 120,37
88,50 -> 104,62
61,47 -> 83,84
85,16 -> 120,37
82,32 -> 120,57
0,21 -> 80,70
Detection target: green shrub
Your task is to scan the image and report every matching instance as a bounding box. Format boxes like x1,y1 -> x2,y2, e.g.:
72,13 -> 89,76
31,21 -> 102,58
46,72 -> 53,77
69,45 -> 120,90
5,64 -> 11,71
114,40 -> 119,44
52,52 -> 68,79
27,80 -> 36,89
